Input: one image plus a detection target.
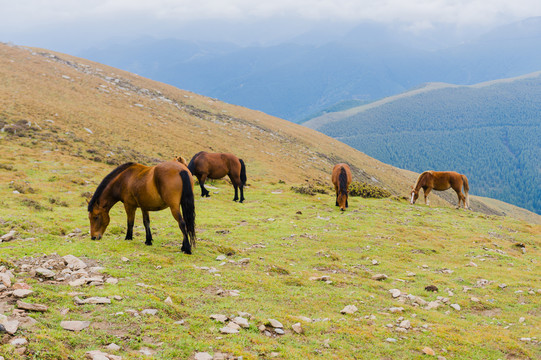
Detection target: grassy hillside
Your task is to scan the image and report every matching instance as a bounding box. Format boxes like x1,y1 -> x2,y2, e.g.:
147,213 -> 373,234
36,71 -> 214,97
0,43 -> 540,359
304,74 -> 541,215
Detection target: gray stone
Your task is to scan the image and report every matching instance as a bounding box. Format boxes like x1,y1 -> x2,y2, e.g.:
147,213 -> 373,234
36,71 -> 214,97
17,300 -> 48,312
35,268 -> 55,278
10,337 -> 28,347
2,320 -> 20,334
389,289 -> 401,298
210,314 -> 228,323
267,318 -> 283,328
292,322 -> 303,334
61,320 -> 90,331
0,273 -> 11,287
232,316 -> 249,328
1,230 -> 16,242
372,274 -> 388,281
13,289 -> 34,298
340,305 -> 358,314
194,353 -> 213,360
141,309 -> 158,315
62,255 -> 87,270
274,328 -> 285,335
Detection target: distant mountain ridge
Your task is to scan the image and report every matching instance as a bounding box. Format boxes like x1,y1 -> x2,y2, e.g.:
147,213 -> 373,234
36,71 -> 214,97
304,71 -> 541,214
77,17 -> 541,121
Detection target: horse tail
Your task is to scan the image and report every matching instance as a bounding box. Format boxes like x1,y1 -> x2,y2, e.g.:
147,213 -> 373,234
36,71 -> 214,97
180,170 -> 196,248
462,174 -> 470,208
339,167 -> 348,194
239,159 -> 247,186
187,151 -> 203,174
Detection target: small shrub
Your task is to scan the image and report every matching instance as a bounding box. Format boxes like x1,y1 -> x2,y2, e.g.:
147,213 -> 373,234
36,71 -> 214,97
48,197 -> 69,207
9,180 -> 36,194
291,181 -> 331,195
268,265 -> 290,275
20,198 -> 52,211
348,181 -> 391,198
0,163 -> 14,171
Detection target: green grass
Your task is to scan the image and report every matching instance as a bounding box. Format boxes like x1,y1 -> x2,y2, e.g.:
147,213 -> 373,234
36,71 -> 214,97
1,144 -> 540,360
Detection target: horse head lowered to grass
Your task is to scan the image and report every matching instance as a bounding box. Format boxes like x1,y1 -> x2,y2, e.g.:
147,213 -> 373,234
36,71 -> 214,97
88,161 -> 196,254
410,170 -> 469,209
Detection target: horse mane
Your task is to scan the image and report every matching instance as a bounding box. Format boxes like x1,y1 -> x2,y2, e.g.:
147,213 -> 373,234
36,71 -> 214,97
413,171 -> 432,190
187,151 -> 205,173
88,162 -> 135,212
339,167 -> 348,195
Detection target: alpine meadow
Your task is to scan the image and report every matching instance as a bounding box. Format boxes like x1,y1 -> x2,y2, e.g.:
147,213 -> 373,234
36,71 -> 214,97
0,42 -> 540,360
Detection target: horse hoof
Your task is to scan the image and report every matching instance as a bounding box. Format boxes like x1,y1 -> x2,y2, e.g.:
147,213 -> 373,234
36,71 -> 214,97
145,241 -> 152,246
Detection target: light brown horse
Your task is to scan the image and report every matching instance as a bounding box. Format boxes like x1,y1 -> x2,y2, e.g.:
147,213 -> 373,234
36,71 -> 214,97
188,151 -> 246,203
88,161 -> 196,254
332,163 -> 352,211
410,170 -> 469,209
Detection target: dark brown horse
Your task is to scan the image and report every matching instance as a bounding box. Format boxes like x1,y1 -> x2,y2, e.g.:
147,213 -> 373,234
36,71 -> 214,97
410,170 -> 470,209
87,161 -> 196,254
188,151 -> 246,203
332,163 -> 352,211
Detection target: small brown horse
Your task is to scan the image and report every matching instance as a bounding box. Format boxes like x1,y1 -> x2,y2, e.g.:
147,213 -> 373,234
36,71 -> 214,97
188,151 -> 246,203
410,170 -> 470,209
88,161 -> 196,254
332,163 -> 352,211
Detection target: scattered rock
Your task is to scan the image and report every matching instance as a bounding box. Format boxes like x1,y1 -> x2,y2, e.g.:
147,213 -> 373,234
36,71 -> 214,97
85,350 -> 121,360
340,305 -> 358,314
386,338 -> 397,343
0,273 -> 12,287
61,320 -> 90,331
292,322 -> 303,334
275,328 -> 285,335
194,352 -> 213,360
216,255 -> 227,261
17,300 -> 48,312
1,230 -> 17,242
220,324 -> 240,334
74,297 -> 111,305
422,347 -> 436,356
389,307 -> 404,313
10,337 -> 28,347
399,320 -> 411,329
267,319 -> 283,328
389,289 -> 401,298
106,343 -> 121,351
62,255 -> 88,270
470,297 -> 480,302
372,274 -> 388,281
12,289 -> 34,298
164,296 -> 173,305
450,304 -> 461,311
34,268 -> 56,278
231,316 -> 249,328
141,309 -> 158,315
210,314 -> 228,323
2,320 -> 20,334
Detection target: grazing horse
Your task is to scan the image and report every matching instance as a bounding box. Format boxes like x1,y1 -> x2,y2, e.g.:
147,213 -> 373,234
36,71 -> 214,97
87,161 -> 196,254
332,163 -> 352,211
410,170 -> 469,209
188,151 -> 247,203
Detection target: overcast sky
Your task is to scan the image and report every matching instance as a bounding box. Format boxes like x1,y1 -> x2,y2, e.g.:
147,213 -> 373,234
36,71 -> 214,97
2,0 -> 541,51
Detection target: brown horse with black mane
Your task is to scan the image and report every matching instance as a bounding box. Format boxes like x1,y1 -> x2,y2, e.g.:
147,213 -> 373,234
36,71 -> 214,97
410,170 -> 470,209
87,161 -> 196,254
188,151 -> 246,203
332,163 -> 352,211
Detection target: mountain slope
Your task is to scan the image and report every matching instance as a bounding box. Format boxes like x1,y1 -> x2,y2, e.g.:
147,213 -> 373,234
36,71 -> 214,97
304,73 -> 541,214
1,42 -> 539,224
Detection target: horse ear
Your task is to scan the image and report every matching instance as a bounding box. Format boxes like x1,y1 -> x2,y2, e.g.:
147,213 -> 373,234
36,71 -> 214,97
85,198 -> 90,205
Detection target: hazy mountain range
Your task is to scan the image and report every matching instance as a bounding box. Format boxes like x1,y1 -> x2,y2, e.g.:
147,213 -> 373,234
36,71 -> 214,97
78,17 -> 541,122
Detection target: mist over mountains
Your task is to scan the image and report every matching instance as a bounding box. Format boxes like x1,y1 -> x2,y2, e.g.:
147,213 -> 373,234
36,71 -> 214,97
77,17 -> 541,121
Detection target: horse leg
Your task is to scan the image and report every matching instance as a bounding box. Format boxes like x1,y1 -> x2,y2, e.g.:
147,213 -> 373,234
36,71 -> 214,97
142,210 -> 153,245
169,207 -> 191,255
124,204 -> 136,240
335,185 -> 339,206
239,184 -> 245,203
424,187 -> 432,206
346,196 -> 349,208
198,174 -> 210,197
457,190 -> 466,209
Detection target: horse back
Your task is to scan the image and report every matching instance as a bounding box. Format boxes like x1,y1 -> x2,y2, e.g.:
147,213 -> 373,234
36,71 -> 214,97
332,163 -> 352,186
